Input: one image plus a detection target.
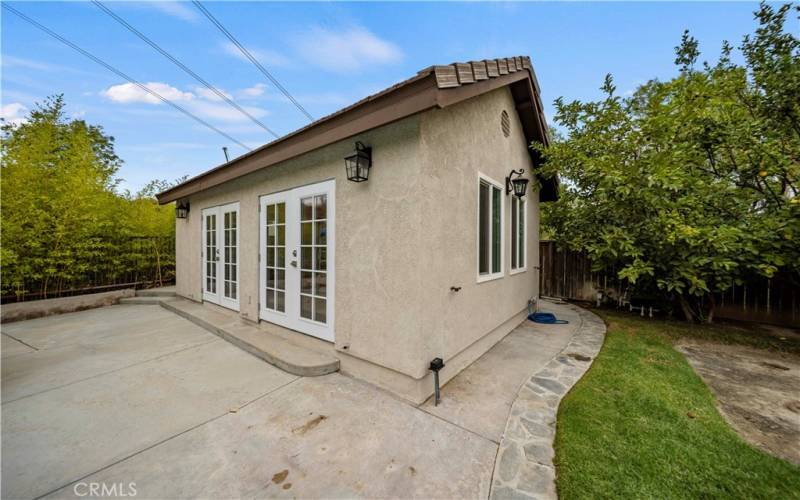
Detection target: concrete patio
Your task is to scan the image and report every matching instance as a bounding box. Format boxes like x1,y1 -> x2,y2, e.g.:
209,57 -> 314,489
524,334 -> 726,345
1,299 -> 599,499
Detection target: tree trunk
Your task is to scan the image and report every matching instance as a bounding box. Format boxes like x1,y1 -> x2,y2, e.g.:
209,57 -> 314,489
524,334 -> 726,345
706,294 -> 716,324
678,295 -> 697,323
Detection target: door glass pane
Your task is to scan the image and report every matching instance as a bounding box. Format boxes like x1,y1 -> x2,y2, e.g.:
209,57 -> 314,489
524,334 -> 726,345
315,248 -> 327,271
301,198 -> 313,221
301,271 -> 313,294
276,203 -> 285,223
479,182 -> 489,274
301,295 -> 313,319
205,214 -> 217,293
266,204 -> 275,224
492,187 -> 501,273
276,291 -> 285,312
315,195 -> 327,219
264,201 -> 286,312
314,298 -> 326,323
223,209 -> 237,300
315,221 -> 327,245
301,222 -> 312,245
314,272 -> 326,297
301,247 -> 312,269
276,248 -> 285,269
276,269 -> 285,291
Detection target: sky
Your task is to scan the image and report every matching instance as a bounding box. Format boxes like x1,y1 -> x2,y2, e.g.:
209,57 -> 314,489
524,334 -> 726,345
1,1 -> 772,192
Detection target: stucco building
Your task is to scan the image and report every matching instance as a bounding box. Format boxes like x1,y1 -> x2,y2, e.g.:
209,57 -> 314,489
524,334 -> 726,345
157,56 -> 557,403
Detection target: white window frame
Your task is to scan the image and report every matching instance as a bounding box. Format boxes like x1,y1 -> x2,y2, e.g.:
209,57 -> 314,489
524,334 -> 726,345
510,195 -> 527,275
477,172 -> 505,283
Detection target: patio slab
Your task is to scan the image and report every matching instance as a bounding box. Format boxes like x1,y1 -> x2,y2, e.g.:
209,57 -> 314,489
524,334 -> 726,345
421,301 -> 582,442
2,307 -> 297,500
45,374 -> 497,500
1,306 -> 218,403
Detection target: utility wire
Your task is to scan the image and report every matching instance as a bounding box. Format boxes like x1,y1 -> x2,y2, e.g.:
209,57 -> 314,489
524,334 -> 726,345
191,0 -> 315,122
2,3 -> 252,151
92,0 -> 279,139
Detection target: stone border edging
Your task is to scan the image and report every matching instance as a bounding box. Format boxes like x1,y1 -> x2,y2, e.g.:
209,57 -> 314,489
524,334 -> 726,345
489,304 -> 606,500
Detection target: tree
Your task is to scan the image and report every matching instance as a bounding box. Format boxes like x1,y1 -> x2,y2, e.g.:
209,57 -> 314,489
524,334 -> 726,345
1,95 -> 178,297
535,3 -> 799,322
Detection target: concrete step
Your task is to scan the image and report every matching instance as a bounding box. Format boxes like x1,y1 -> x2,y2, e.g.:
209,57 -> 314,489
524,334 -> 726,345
136,287 -> 177,297
119,296 -> 172,305
160,298 -> 339,377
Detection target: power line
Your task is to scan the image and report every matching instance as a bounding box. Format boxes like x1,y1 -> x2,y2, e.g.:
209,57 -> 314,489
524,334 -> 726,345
191,0 -> 315,122
2,3 -> 252,151
92,0 -> 279,139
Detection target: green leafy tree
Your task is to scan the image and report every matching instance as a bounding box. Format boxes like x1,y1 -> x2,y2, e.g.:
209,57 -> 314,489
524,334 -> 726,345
536,3 -> 799,322
1,95 -> 178,297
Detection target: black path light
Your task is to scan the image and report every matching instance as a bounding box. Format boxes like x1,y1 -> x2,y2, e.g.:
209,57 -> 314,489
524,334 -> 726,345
506,169 -> 529,198
175,201 -> 190,219
345,141 -> 372,182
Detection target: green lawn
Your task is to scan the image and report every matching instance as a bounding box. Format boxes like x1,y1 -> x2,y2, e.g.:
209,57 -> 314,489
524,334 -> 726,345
554,309 -> 800,499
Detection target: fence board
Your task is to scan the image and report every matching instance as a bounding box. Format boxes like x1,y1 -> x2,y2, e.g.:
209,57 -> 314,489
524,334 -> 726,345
539,240 -> 799,327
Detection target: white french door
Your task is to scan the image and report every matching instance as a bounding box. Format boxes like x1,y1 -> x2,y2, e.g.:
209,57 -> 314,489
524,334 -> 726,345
201,202 -> 240,311
259,180 -> 335,342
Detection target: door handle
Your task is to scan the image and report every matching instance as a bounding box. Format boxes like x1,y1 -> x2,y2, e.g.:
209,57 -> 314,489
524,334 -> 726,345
215,248 -> 220,262
290,260 -> 297,268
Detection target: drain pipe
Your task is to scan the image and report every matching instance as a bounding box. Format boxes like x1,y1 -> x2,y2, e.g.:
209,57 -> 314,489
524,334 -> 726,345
429,358 -> 445,406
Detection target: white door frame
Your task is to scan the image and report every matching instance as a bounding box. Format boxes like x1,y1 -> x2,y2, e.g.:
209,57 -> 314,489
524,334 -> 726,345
259,179 -> 335,342
201,202 -> 240,311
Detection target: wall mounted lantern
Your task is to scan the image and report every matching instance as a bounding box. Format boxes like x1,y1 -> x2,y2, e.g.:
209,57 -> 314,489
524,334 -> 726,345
345,141 -> 372,182
506,169 -> 529,198
175,201 -> 190,219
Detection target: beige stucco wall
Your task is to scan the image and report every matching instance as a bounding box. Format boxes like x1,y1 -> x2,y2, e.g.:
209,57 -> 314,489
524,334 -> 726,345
176,115 -> 426,379
175,86 -> 540,403
415,86 -> 541,391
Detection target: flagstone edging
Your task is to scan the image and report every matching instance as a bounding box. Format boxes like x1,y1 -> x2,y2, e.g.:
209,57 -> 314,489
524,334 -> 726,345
489,304 -> 606,500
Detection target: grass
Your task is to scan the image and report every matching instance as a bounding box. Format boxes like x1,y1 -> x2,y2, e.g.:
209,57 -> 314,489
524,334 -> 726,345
554,309 -> 800,500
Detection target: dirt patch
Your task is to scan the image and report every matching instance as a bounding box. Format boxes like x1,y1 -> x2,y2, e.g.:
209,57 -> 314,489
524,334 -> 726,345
291,414 -> 327,435
271,469 -> 288,484
678,342 -> 800,465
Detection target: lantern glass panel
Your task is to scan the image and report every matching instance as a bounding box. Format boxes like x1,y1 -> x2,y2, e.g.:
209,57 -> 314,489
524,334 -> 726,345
512,178 -> 529,198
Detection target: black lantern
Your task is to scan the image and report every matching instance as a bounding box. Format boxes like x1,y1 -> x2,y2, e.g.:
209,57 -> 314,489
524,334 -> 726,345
345,141 -> 372,182
506,169 -> 529,198
175,201 -> 190,219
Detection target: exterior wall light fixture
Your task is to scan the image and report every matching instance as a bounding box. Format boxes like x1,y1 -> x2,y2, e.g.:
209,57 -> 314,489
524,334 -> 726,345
175,201 -> 190,219
345,141 -> 372,182
506,169 -> 529,198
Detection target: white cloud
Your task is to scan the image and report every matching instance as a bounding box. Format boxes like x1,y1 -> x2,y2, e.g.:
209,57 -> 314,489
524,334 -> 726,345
100,81 -> 268,123
1,102 -> 28,124
2,55 -> 55,71
103,82 -> 195,104
194,86 -> 233,102
240,83 -> 268,98
146,1 -> 199,22
188,100 -> 268,122
221,42 -> 290,67
294,26 -> 402,73
0,103 -> 28,125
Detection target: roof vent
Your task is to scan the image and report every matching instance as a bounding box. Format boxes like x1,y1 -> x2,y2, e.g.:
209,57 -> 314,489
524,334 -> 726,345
501,110 -> 511,137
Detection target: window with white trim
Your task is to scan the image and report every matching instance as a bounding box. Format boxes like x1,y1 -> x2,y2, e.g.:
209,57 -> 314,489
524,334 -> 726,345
511,196 -> 526,272
478,175 -> 503,281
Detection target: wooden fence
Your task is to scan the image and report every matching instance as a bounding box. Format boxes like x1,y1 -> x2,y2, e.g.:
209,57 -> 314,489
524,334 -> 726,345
538,240 -> 799,327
